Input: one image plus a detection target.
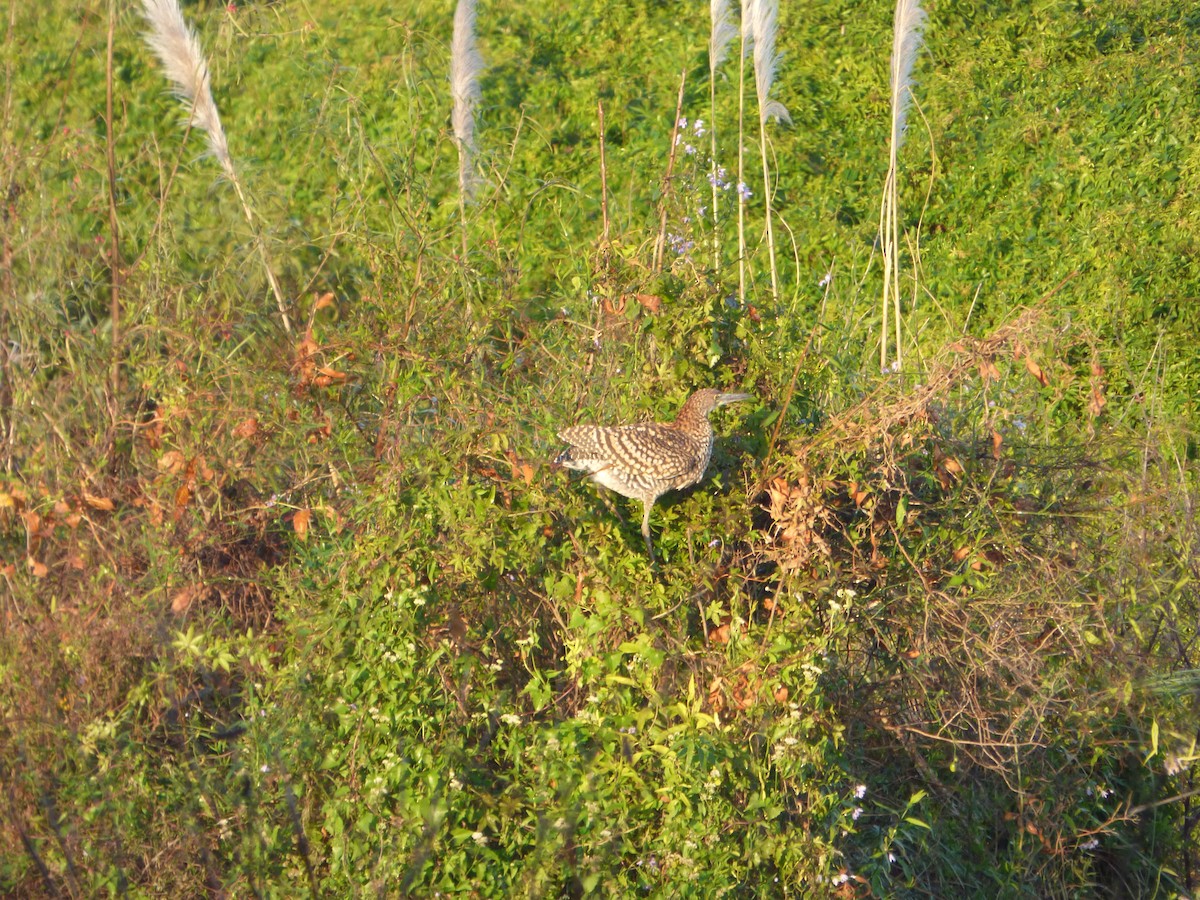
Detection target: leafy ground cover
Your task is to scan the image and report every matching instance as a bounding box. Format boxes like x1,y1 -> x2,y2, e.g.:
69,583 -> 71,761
1,0 -> 1198,895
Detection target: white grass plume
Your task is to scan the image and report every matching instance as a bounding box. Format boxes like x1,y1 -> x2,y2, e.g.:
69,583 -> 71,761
879,0 -> 927,371
139,0 -> 231,175
451,0 -> 484,205
735,0 -> 754,301
750,0 -> 790,126
889,0 -> 927,153
749,0 -> 788,302
139,0 -> 291,332
707,0 -> 737,270
709,0 -> 737,74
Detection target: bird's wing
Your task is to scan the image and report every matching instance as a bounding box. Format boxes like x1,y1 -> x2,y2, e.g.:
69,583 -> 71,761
606,424 -> 705,481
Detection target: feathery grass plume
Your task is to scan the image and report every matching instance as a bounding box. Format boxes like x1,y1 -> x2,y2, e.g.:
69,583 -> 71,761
708,0 -> 737,271
879,0 -> 927,372
736,0 -> 754,303
451,0 -> 484,255
750,0 -> 790,305
139,0 -> 291,332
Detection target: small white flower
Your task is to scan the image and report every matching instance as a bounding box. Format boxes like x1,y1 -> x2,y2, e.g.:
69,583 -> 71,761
500,713 -> 521,726
819,271 -> 832,288
471,831 -> 488,845
684,144 -> 697,155
852,806 -> 862,821
854,783 -> 867,799
260,764 -> 270,773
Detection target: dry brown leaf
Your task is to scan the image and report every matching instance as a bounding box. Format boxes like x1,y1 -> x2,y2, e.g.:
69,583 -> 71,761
27,557 -> 48,578
0,492 -> 13,509
773,685 -> 789,704
65,513 -> 82,529
992,430 -> 1003,459
171,586 -> 197,614
53,500 -> 70,517
232,417 -> 260,440
196,456 -> 216,483
953,545 -> 971,562
294,329 -> 320,385
601,294 -> 626,316
157,450 -> 187,475
314,291 -> 337,312
173,484 -> 192,521
66,554 -> 85,571
293,508 -> 311,542
632,293 -> 662,314
313,367 -> 348,388
82,489 -> 115,511
1024,354 -> 1050,387
978,358 -> 1001,381
709,623 -> 731,645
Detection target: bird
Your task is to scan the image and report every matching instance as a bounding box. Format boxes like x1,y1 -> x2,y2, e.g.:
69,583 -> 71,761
556,388 -> 754,559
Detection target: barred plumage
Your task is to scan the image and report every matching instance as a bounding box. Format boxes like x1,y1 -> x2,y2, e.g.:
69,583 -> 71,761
557,389 -> 753,559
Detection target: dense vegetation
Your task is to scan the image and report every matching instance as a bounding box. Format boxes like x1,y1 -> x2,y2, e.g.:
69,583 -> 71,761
2,0 -> 1198,895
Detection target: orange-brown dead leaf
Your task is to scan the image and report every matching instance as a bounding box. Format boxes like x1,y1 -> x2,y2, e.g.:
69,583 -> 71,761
232,417 -> 260,440
978,358 -> 1001,382
82,489 -> 115,511
173,484 -> 192,521
773,685 -> 789,704
953,546 -> 971,562
848,481 -> 869,507
158,449 -> 187,475
632,293 -> 662,314
709,623 -> 731,645
307,418 -> 333,444
992,430 -> 1003,460
66,553 -> 85,571
601,294 -> 626,316
314,291 -> 337,312
1024,354 -> 1050,387
28,556 -> 48,578
171,585 -> 197,614
313,366 -> 348,388
294,329 -> 320,385
293,508 -> 311,542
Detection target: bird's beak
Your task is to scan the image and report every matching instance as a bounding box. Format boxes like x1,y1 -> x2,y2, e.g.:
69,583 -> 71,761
716,393 -> 754,406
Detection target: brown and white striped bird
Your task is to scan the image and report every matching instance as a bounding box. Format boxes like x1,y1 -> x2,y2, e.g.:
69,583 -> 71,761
556,389 -> 753,559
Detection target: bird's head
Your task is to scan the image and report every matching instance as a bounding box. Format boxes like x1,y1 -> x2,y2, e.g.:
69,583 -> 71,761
679,388 -> 754,421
